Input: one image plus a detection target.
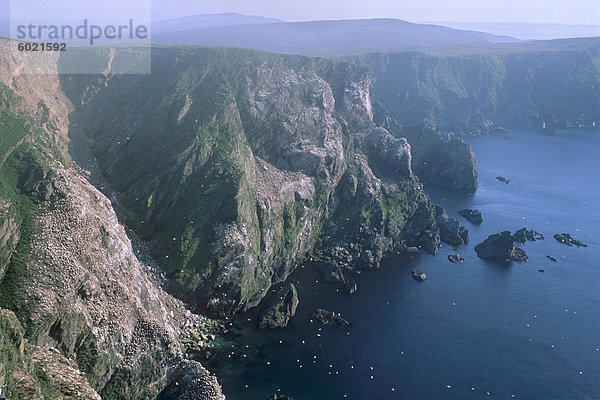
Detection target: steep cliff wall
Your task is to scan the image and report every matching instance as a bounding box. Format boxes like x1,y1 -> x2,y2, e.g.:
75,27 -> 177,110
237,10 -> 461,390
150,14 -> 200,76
348,41 -> 600,134
60,47 -> 468,319
0,42 -> 472,399
0,41 -> 224,400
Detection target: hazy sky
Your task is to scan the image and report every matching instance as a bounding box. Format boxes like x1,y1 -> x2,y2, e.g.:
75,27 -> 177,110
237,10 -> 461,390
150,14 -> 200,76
150,0 -> 600,25
1,0 -> 598,25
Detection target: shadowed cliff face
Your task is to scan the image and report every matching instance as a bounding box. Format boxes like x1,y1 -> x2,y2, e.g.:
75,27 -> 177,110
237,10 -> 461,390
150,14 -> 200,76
347,44 -> 600,134
59,47 -> 467,319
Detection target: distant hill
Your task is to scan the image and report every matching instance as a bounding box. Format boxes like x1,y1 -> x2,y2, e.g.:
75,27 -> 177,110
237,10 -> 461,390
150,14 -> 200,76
152,18 -> 520,56
152,13 -> 283,34
430,22 -> 600,41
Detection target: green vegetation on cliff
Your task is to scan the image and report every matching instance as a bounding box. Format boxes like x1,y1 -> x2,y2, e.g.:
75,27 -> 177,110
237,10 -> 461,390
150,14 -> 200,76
59,46 -> 466,319
0,84 -> 66,400
346,39 -> 600,133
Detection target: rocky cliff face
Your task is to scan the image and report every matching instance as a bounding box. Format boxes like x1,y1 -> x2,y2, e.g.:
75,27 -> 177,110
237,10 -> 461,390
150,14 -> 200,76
59,47 -> 468,321
0,42 -> 472,399
0,41 -> 224,399
374,102 -> 478,193
348,42 -> 600,134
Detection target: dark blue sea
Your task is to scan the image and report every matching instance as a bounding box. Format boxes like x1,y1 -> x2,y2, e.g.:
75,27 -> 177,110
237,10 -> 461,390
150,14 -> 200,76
215,129 -> 600,399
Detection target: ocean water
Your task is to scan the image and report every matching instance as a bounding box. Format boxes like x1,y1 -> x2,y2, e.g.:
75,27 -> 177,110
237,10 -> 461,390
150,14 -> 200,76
214,129 -> 600,399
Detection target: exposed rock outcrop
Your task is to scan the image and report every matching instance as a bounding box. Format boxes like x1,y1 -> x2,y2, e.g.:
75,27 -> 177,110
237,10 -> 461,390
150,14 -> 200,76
434,205 -> 469,246
373,106 -> 479,193
315,261 -> 358,294
411,270 -> 428,281
553,233 -> 588,247
474,231 -> 528,262
311,309 -> 349,327
448,254 -> 464,263
0,43 -> 224,400
409,132 -> 478,193
266,394 -> 294,400
514,228 -> 544,243
157,360 -> 225,400
258,283 -> 299,329
459,209 -> 482,224
0,200 -> 20,282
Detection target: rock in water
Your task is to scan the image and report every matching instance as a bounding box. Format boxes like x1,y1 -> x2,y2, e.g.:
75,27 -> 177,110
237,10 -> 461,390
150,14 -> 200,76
474,231 -> 528,262
411,270 -> 428,281
448,254 -> 465,263
510,247 -> 528,263
514,228 -> 544,243
312,309 -> 350,327
258,283 -> 299,329
343,279 -> 358,294
496,176 -> 510,184
553,233 -> 588,247
458,209 -> 483,224
546,255 -> 557,262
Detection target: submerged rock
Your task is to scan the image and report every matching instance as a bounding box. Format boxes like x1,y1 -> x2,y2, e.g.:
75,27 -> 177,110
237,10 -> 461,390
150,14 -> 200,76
474,231 -> 528,262
258,283 -> 299,329
448,254 -> 465,263
458,209 -> 483,224
316,262 -> 345,283
496,176 -> 510,184
312,309 -> 350,327
315,262 -> 358,294
343,279 -> 358,295
553,233 -> 588,247
411,270 -> 428,281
